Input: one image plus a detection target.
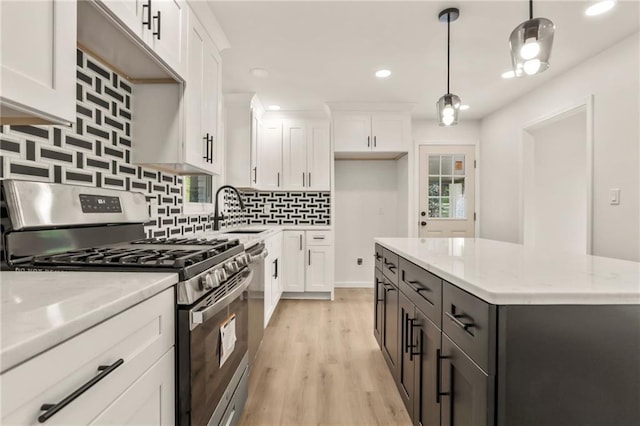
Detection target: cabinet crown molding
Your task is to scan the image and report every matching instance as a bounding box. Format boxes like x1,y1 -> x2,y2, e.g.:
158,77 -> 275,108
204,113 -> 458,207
326,102 -> 416,113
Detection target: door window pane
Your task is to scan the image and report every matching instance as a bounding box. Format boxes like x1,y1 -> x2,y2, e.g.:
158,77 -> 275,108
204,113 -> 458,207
441,155 -> 453,175
428,155 -> 440,175
428,177 -> 440,196
428,198 -> 440,218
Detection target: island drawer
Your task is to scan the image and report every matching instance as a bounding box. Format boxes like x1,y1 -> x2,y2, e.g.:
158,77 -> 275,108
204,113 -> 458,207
442,282 -> 496,374
399,258 -> 442,327
382,248 -> 399,284
375,244 -> 383,271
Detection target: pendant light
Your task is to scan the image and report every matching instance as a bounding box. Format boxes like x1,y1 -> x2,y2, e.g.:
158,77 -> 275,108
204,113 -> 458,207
509,0 -> 555,76
436,8 -> 461,127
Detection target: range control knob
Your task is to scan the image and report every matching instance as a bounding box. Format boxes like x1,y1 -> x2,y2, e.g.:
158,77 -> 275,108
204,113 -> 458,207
236,255 -> 248,267
225,261 -> 239,274
215,269 -> 227,283
200,273 -> 214,290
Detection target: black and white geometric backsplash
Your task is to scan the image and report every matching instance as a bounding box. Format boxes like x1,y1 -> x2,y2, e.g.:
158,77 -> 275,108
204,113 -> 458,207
0,49 -> 330,237
241,191 -> 331,225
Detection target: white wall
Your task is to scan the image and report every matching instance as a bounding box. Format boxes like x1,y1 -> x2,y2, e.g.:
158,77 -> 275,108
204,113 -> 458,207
525,111 -> 587,254
334,160 -> 401,286
480,33 -> 640,261
413,119 -> 481,144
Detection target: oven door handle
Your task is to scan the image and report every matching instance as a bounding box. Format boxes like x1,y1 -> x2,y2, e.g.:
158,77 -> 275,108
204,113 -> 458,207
190,269 -> 253,329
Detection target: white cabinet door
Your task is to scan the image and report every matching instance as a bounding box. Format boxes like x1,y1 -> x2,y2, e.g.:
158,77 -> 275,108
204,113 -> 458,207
147,0 -> 187,78
307,120 -> 331,190
263,243 -> 273,327
258,121 -> 283,190
282,120 -> 308,189
91,348 -> 175,425
184,10 -> 220,174
0,0 -> 76,124
306,245 -> 333,292
250,113 -> 259,186
201,39 -> 221,174
98,0 -> 146,40
333,114 -> 371,152
371,113 -> 409,152
281,231 -> 305,292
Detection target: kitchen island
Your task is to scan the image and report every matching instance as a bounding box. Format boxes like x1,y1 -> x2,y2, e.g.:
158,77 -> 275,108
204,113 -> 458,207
374,237 -> 640,426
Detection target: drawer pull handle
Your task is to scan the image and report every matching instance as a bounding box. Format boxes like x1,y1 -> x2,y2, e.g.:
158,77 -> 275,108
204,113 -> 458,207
38,359 -> 124,423
407,318 -> 421,361
382,283 -> 395,292
383,260 -> 397,271
375,253 -> 382,260
436,349 -> 451,403
312,236 -> 325,240
408,280 -> 435,306
445,311 -> 475,332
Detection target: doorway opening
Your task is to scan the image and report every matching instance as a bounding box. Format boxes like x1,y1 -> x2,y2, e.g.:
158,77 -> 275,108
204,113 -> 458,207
521,97 -> 593,254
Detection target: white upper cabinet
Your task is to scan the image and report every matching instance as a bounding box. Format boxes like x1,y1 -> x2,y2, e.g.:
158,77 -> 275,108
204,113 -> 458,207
306,120 -> 331,190
184,10 -> 221,174
98,0 -> 187,79
282,120 -> 308,189
225,94 -> 263,188
258,120 -> 284,189
333,114 -> 372,151
333,112 -> 411,155
257,117 -> 330,191
0,0 -> 76,125
132,5 -> 223,174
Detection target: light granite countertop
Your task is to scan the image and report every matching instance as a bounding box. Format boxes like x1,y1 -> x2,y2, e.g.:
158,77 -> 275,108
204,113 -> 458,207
375,237 -> 640,305
0,271 -> 178,373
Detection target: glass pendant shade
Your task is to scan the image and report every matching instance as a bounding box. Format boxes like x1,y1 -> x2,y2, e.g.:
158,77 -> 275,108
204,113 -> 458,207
509,17 -> 555,76
437,93 -> 461,127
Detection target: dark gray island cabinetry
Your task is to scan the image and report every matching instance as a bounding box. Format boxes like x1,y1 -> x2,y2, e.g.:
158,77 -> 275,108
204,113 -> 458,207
374,239 -> 640,426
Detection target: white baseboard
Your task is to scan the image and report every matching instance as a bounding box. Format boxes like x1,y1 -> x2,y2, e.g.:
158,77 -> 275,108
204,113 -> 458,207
281,292 -> 332,300
334,281 -> 373,288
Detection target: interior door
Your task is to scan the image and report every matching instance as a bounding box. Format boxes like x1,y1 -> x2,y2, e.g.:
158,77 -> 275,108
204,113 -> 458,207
419,145 -> 475,237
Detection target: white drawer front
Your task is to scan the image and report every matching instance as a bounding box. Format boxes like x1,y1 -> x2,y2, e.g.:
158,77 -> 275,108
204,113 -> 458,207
306,230 -> 332,246
1,288 -> 175,425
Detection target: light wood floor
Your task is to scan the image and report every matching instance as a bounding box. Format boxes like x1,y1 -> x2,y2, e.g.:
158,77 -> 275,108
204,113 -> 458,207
239,289 -> 411,426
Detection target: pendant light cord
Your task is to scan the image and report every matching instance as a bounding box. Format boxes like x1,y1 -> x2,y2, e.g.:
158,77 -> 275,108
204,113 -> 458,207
529,0 -> 533,19
447,12 -> 450,94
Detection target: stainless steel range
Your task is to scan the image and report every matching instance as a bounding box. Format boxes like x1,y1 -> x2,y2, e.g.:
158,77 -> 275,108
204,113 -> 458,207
1,179 -> 264,426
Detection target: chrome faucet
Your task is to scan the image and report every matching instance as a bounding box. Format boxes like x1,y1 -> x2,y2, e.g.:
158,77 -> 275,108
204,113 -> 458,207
212,185 -> 246,231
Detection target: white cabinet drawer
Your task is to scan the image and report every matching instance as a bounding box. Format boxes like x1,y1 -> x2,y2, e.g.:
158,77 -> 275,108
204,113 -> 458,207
306,230 -> 332,246
1,288 -> 175,425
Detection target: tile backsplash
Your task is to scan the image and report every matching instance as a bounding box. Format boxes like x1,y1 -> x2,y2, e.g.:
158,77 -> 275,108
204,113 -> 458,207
0,49 -> 330,238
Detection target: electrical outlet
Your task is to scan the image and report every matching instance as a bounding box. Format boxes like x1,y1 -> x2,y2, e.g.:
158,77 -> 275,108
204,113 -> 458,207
357,258 -> 363,265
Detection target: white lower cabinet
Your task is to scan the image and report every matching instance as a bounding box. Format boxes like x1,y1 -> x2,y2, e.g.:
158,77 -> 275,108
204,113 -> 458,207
282,230 -> 334,294
0,288 -> 175,425
264,232 -> 282,327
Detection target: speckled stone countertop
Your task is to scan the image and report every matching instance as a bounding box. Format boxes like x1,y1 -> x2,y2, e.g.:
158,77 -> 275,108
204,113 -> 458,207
0,272 -> 178,373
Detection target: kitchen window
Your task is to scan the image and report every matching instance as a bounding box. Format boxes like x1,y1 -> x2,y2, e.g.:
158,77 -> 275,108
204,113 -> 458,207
183,175 -> 216,214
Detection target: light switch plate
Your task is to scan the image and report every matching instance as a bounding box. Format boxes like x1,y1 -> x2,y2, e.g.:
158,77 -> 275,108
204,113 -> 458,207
610,188 -> 620,205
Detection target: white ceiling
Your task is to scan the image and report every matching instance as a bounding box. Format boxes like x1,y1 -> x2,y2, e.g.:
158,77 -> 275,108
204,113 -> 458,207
209,1 -> 640,119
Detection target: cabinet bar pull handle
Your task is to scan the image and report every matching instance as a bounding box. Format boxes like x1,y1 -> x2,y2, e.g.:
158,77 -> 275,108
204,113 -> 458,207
367,136 -> 370,147
299,234 -> 302,250
153,11 -> 161,40
374,135 -> 377,147
38,359 -> 124,423
445,311 -> 475,332
303,172 -> 305,187
408,318 -> 420,360
253,167 -> 257,183
308,172 -> 311,187
403,312 -> 410,354
277,172 -> 280,187
308,249 -> 311,265
203,134 -> 210,161
436,349 -> 450,403
312,236 -> 325,240
142,0 -> 152,29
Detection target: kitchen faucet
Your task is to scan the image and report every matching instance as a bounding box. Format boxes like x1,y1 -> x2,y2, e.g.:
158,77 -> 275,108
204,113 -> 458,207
212,185 -> 246,231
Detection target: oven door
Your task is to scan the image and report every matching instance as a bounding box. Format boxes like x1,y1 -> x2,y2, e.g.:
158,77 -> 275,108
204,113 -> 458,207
177,268 -> 252,426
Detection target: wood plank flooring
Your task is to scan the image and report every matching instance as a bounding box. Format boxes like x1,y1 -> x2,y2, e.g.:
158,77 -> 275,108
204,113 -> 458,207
239,289 -> 411,426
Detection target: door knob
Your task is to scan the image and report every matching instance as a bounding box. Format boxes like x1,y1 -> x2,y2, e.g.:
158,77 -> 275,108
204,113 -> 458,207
420,221 -> 427,227
420,211 -> 426,217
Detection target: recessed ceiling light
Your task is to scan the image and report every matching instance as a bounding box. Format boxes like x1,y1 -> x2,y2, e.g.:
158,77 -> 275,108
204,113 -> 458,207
375,69 -> 391,78
459,104 -> 470,111
268,105 -> 281,111
585,0 -> 616,16
501,70 -> 516,79
250,67 -> 269,78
